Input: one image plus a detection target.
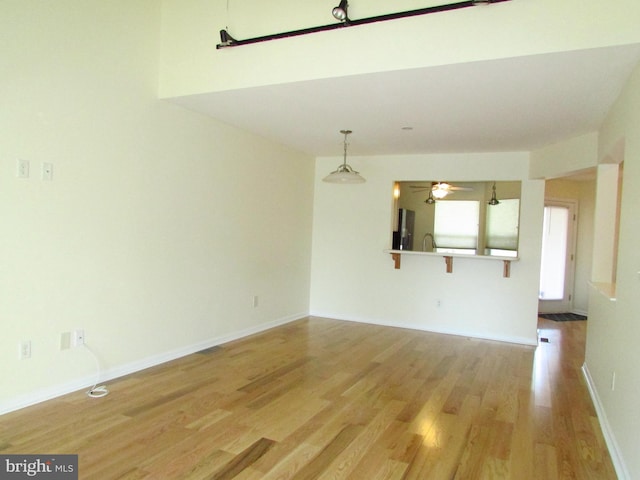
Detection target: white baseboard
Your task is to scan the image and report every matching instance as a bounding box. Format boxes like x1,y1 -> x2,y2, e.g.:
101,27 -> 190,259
581,363 -> 630,480
310,312 -> 538,346
0,313 -> 306,416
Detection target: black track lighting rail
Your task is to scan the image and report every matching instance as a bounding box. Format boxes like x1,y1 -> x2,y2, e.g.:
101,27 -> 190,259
217,0 -> 510,49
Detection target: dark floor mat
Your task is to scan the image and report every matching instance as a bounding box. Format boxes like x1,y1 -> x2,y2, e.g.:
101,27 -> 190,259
539,312 -> 587,322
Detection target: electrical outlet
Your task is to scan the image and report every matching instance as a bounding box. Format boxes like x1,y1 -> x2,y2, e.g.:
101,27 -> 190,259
252,296 -> 259,308
73,329 -> 85,347
19,341 -> 31,360
611,371 -> 616,391
42,162 -> 53,181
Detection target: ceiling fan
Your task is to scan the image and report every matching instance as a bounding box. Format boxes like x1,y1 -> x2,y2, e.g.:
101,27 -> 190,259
409,182 -> 473,200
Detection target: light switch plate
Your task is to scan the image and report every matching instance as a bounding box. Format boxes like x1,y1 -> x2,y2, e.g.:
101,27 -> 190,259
17,159 -> 29,178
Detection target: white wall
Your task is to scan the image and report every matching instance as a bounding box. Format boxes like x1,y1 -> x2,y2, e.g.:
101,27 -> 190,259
0,0 -> 314,413
575,180 -> 596,314
584,63 -> 640,479
530,133 -> 599,179
591,164 -> 623,283
310,153 -> 544,345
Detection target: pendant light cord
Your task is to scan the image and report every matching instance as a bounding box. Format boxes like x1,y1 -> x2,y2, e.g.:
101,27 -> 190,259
342,131 -> 348,167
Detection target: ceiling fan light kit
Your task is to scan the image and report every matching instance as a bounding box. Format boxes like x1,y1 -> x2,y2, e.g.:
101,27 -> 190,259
216,0 -> 511,49
432,182 -> 452,199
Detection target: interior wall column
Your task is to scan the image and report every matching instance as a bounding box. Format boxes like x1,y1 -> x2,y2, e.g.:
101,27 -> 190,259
591,163 -> 621,284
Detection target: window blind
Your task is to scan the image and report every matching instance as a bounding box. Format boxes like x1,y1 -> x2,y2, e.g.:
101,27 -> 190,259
434,200 -> 479,249
486,199 -> 520,251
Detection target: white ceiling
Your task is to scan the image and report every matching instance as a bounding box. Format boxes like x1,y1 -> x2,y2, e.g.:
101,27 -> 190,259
171,43 -> 640,157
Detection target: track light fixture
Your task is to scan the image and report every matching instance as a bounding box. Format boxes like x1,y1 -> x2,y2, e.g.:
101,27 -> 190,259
219,29 -> 238,47
217,0 -> 511,49
332,0 -> 350,22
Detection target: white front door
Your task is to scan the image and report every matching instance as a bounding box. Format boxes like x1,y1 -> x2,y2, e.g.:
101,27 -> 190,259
538,200 -> 578,313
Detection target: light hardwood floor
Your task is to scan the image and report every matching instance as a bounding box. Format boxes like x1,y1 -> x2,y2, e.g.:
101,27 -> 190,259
0,317 -> 616,479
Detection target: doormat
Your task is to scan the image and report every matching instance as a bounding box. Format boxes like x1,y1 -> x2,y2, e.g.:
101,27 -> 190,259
539,312 -> 587,322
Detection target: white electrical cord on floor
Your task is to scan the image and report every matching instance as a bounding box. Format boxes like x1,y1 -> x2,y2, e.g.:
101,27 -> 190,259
82,343 -> 110,398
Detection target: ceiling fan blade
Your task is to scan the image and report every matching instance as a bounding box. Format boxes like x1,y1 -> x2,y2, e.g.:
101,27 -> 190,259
408,183 -> 474,193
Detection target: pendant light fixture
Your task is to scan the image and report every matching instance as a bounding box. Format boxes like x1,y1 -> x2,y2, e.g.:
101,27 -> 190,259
323,130 -> 366,184
488,181 -> 500,205
424,190 -> 436,204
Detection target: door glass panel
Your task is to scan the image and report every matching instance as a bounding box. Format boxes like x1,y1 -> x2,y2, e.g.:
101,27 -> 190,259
539,206 -> 568,300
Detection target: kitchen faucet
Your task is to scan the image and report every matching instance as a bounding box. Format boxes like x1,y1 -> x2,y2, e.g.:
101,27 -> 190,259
422,233 -> 436,252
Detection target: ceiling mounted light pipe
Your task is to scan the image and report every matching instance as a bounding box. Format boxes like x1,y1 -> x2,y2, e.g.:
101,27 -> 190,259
323,130 -> 366,184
